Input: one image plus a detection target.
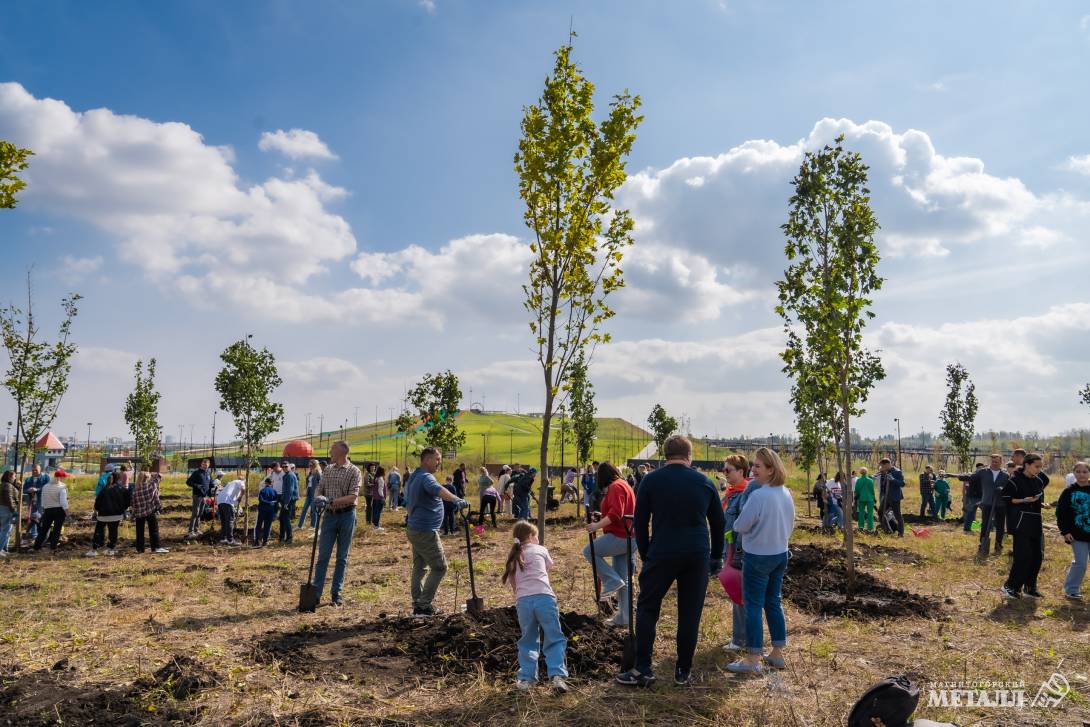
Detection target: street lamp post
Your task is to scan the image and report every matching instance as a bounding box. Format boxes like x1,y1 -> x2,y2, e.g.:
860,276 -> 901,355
894,417 -> 902,466
85,422 -> 92,473
210,411 -> 217,467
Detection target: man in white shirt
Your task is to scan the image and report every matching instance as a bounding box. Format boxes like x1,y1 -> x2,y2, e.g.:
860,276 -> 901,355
216,478 -> 246,545
270,462 -> 285,496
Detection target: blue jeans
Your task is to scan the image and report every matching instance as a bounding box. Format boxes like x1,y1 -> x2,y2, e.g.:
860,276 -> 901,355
255,508 -> 276,545
731,600 -> 747,646
388,484 -> 400,509
297,493 -> 318,528
22,495 -> 38,540
516,594 -> 568,681
824,500 -> 843,528
313,508 -> 357,601
581,533 -> 635,624
0,505 -> 14,552
512,497 -> 530,519
1065,540 -> 1089,596
742,552 -> 789,654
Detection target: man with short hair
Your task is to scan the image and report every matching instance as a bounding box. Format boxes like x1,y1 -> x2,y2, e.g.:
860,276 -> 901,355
972,454 -> 1009,556
216,476 -> 245,545
877,458 -> 905,537
313,442 -> 362,607
919,466 -> 936,517
186,459 -> 212,538
617,435 -> 725,688
279,462 -> 299,544
21,464 -> 49,543
404,447 -> 468,616
269,461 -> 285,496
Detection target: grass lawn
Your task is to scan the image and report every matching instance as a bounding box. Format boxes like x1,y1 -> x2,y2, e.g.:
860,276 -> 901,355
1,467 -> 1088,726
199,412 -> 653,469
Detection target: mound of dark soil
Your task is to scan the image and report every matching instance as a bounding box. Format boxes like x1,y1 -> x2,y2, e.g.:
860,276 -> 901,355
0,656 -> 213,727
902,513 -> 962,526
783,544 -> 940,619
135,654 -> 219,700
256,606 -> 625,682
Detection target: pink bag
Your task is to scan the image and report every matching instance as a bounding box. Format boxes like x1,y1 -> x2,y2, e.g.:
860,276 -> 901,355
719,544 -> 743,605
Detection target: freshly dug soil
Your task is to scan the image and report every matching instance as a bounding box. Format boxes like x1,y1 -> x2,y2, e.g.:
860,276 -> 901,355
0,656 -> 214,727
256,606 -> 625,682
783,544 -> 940,619
902,513 -> 962,525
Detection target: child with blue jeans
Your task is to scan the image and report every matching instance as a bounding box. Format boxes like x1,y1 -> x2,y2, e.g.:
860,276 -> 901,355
503,520 -> 569,692
254,479 -> 279,547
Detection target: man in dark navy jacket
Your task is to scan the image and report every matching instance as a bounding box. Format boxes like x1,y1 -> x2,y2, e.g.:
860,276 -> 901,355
616,435 -> 725,688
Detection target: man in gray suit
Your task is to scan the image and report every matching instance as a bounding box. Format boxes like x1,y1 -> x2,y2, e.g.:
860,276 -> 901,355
972,453 -> 1009,556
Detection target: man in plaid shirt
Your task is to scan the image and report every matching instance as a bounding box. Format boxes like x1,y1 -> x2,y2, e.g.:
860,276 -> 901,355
313,440 -> 362,607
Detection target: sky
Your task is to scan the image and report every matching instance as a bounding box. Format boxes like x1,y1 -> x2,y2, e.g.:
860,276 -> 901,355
2,0 -> 1090,446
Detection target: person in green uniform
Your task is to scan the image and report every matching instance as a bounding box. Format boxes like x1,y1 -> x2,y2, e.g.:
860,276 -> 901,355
934,471 -> 952,519
855,467 -> 876,531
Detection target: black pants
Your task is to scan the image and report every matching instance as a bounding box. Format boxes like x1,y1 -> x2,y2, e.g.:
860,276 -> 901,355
1006,530 -> 1043,593
882,500 -> 904,536
33,507 -> 65,551
635,553 -> 710,675
364,495 -> 373,524
979,504 -> 1007,550
478,495 -> 498,527
93,520 -> 120,550
442,501 -> 456,534
218,503 -> 235,541
135,515 -> 160,552
279,500 -> 296,542
370,500 -> 384,527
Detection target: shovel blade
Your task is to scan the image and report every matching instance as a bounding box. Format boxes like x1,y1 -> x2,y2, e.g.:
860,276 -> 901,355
466,597 -> 485,619
298,583 -> 320,613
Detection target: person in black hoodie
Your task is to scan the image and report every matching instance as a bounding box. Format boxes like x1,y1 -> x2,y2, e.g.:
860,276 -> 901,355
1056,461 -> 1090,600
1001,453 -> 1046,599
88,477 -> 132,556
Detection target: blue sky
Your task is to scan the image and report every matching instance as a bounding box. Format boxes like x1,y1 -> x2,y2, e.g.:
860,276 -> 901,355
2,1 -> 1090,444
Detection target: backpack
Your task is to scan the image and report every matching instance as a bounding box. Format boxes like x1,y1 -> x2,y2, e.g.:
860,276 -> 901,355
847,675 -> 919,727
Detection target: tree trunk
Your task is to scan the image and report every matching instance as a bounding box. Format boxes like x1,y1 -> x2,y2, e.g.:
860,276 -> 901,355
242,432 -> 251,542
537,385 -> 554,545
841,376 -> 856,595
12,403 -> 22,551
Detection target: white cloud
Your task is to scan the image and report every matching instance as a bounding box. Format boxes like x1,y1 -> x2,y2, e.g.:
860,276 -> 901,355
59,254 -> 103,282
73,346 -> 140,376
1081,14 -> 1090,33
1065,154 -> 1090,175
0,82 -> 356,310
419,0 -> 436,13
258,128 -> 338,160
280,357 -> 365,388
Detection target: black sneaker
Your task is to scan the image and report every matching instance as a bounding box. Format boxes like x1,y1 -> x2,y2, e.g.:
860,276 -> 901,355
331,595 -> 344,607
1024,589 -> 1043,599
413,604 -> 437,616
674,667 -> 692,686
615,669 -> 655,687
1001,585 -> 1021,599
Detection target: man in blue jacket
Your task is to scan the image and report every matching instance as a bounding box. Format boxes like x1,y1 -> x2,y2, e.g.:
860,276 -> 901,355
279,462 -> 299,544
877,458 -> 905,537
21,465 -> 50,542
616,435 -> 725,688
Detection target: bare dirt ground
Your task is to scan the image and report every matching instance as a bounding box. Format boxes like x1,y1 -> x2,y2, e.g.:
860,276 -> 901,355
1,475 -> 1088,726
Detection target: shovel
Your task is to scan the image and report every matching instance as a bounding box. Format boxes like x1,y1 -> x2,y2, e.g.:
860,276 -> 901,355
586,510 -> 614,617
297,496 -> 328,612
620,514 -> 636,671
460,507 -> 485,619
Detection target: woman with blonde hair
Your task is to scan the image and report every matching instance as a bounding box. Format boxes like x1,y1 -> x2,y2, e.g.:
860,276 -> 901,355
297,459 -> 322,529
726,447 -> 795,673
478,466 -> 498,528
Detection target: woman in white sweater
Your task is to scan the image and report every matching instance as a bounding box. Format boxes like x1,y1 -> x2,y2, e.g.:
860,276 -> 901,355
726,447 -> 795,674
32,471 -> 70,552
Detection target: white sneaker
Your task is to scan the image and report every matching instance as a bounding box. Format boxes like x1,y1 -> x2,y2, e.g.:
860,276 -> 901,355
374,527 -> 385,533
515,680 -> 533,691
153,548 -> 170,554
550,676 -> 570,692
85,549 -> 98,557
722,641 -> 745,651
0,550 -> 8,557
105,548 -> 116,556
218,538 -> 228,544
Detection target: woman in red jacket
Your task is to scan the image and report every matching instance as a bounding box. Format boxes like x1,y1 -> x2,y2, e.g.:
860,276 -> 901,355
582,462 -> 636,626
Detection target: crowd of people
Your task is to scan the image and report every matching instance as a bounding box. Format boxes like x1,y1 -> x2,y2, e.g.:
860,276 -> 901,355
2,438 -> 1088,692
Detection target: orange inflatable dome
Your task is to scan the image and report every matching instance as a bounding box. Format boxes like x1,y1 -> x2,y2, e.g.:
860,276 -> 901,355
282,440 -> 314,458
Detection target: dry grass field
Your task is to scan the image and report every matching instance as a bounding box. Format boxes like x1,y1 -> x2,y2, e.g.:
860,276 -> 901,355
1,467 -> 1088,726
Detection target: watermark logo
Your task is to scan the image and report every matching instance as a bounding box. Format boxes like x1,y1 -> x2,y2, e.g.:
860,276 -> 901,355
925,673 -> 1070,710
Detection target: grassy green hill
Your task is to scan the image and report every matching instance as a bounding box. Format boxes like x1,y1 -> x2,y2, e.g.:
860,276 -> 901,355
203,411 -> 652,469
